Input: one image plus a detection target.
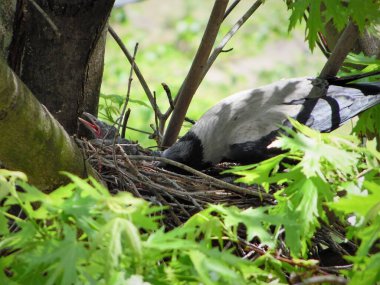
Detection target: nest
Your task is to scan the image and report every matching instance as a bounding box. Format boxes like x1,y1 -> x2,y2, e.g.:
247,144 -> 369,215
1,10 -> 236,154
79,138 -> 356,271
79,138 -> 275,228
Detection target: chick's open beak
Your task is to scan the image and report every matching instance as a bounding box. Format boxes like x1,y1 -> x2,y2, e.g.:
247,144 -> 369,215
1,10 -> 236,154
78,112 -> 101,138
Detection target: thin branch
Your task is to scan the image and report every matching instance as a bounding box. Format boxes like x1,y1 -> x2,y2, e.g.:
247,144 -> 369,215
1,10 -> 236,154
296,22 -> 361,124
120,108 -> 131,138
184,117 -> 196,125
319,21 -> 360,79
331,68 -> 380,85
223,0 -> 241,20
161,0 -> 229,148
294,275 -> 347,285
109,26 -> 174,145
201,0 -> 263,84
152,92 -> 161,145
317,32 -> 331,58
108,26 -> 156,108
162,83 -> 174,113
173,0 -> 263,110
303,12 -> 330,59
118,43 -> 138,139
124,126 -> 151,135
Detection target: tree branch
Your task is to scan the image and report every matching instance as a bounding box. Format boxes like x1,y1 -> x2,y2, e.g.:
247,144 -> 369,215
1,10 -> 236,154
319,21 -> 360,79
223,0 -> 241,20
161,0 -> 229,148
202,0 -> 263,84
0,59 -> 98,191
108,26 -> 156,109
119,43 -> 138,138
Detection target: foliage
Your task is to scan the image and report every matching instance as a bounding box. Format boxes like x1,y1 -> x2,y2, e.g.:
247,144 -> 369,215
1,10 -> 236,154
286,0 -> 380,49
225,119 -> 380,284
329,180 -> 380,285
2,119 -> 380,283
343,53 -> 380,147
0,171 -> 292,285
2,0 -> 379,283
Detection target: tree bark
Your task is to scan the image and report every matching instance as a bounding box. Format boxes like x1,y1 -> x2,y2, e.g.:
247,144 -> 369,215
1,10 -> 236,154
0,0 -> 16,60
5,0 -> 114,134
0,58 -> 97,192
324,22 -> 380,59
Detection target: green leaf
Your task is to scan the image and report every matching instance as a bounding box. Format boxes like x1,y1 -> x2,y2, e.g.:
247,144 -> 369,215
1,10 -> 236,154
349,253 -> 380,285
225,154 -> 287,191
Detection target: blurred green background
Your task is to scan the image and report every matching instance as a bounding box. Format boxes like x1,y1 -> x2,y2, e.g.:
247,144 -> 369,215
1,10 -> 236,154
100,0 -> 325,147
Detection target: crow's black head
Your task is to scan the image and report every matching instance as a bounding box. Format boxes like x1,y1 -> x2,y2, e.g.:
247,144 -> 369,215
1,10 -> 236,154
161,131 -> 208,170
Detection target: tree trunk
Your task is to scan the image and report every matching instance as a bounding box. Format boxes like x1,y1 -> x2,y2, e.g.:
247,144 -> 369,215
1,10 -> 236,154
0,58 -> 97,192
5,0 -> 114,134
0,0 -> 16,60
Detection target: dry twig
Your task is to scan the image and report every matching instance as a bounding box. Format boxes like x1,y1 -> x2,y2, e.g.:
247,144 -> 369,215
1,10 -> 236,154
294,275 -> 347,285
108,26 -> 155,107
119,43 -> 138,138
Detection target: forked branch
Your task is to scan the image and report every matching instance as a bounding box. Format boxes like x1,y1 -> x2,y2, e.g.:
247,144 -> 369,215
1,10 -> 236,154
161,0 -> 228,148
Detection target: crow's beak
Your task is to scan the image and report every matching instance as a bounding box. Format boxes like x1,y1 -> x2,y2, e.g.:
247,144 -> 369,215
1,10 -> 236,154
78,112 -> 101,138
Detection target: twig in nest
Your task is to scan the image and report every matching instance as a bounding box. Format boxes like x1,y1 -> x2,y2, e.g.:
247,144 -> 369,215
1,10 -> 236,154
117,145 -> 140,177
127,155 -> 273,200
318,265 -> 353,274
293,275 -> 347,285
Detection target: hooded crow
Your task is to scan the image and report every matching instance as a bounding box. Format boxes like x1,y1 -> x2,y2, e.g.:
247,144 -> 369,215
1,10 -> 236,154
162,76 -> 380,169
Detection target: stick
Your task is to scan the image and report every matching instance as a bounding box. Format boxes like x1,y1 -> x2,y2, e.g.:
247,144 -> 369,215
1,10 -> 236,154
161,0 -> 229,148
121,108 -> 131,138
118,43 -> 138,139
319,21 -> 360,79
223,0 -> 241,20
127,155 -> 274,200
294,275 -> 347,285
202,0 -> 263,84
108,26 -> 156,109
